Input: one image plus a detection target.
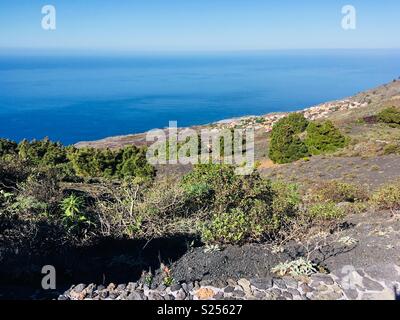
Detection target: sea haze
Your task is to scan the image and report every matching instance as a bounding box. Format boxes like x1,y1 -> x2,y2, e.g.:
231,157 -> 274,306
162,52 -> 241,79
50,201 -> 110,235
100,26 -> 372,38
0,49 -> 399,145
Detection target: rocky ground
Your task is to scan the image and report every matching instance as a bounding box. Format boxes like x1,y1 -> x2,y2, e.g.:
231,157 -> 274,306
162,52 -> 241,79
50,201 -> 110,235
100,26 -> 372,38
261,154 -> 400,190
57,210 -> 400,301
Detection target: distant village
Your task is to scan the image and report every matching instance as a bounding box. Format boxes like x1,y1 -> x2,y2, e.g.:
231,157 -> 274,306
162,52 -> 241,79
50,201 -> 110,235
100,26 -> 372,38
213,99 -> 369,132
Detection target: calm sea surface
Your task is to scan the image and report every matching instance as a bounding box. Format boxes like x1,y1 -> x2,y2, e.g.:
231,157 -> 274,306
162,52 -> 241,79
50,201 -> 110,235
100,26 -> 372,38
1,50 -> 399,145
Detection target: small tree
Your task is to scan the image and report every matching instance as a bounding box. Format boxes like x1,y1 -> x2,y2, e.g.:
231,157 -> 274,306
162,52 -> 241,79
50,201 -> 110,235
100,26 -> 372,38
269,113 -> 309,164
305,120 -> 347,155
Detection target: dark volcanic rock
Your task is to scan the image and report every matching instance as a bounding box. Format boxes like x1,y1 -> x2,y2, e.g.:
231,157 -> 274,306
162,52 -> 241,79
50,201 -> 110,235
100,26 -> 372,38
250,278 -> 273,290
171,245 -> 289,284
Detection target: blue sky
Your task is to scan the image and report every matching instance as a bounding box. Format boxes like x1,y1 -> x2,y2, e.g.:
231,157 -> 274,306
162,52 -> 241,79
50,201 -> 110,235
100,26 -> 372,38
0,0 -> 399,51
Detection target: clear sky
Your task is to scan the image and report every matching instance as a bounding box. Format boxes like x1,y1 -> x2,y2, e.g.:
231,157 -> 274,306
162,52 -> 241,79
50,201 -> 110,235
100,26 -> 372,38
0,0 -> 399,52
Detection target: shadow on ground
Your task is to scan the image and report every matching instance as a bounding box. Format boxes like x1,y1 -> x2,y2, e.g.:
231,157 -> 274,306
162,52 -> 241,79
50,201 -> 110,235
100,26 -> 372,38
0,234 -> 198,300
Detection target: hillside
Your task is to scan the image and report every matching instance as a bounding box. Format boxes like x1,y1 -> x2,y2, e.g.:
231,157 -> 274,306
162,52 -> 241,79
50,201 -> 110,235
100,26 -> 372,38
75,79 -> 400,178
1,79 -> 400,300
75,79 -> 400,149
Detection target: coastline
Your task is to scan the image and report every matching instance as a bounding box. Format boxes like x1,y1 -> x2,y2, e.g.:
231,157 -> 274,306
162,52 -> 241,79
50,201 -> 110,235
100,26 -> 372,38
75,79 -> 398,149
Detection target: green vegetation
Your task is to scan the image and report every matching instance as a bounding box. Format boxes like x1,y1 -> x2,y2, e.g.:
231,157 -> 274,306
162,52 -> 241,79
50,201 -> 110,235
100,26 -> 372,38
383,143 -> 400,155
278,113 -> 310,134
377,107 -> 400,126
307,202 -> 346,221
201,209 -> 248,245
311,180 -> 368,203
271,258 -> 318,277
370,180 -> 400,210
159,130 -> 247,162
268,113 -> 309,164
0,138 -> 18,158
268,114 -> 348,164
0,138 -> 155,181
184,165 -> 283,244
2,131 -> 390,261
68,145 -> 154,180
305,120 -> 348,155
18,138 -> 68,167
0,143 -> 351,254
60,194 -> 89,232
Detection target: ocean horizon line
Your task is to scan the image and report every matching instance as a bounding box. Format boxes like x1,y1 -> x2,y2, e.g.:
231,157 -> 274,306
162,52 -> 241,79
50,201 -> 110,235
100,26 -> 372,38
1,47 -> 400,57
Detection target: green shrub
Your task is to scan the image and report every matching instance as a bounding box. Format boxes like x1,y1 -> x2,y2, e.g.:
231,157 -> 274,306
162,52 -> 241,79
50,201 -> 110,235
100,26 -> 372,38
305,120 -> 348,155
184,165 -> 302,245
18,138 -> 68,166
61,194 -> 85,220
269,114 -> 310,164
116,146 -> 155,180
9,195 -> 48,216
67,147 -> 117,177
1,137 -> 154,181
269,114 -> 347,163
370,181 -> 400,210
279,113 -> 310,134
181,164 -> 238,210
201,209 -> 248,245
67,145 -> 154,180
0,158 -> 32,189
182,164 -> 273,215
60,194 -> 93,237
383,143 -> 400,155
377,107 -> 400,126
270,181 -> 301,229
307,202 -> 345,220
0,138 -> 18,158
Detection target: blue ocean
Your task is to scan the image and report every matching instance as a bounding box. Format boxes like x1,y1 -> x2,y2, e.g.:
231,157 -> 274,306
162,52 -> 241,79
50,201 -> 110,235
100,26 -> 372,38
0,49 -> 399,145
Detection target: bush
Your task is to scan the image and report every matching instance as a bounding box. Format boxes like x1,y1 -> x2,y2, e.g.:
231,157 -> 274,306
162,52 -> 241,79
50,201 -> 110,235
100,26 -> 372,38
181,164 -> 239,212
0,137 -> 155,181
67,147 -> 114,177
269,114 -> 309,164
0,158 -> 32,190
307,202 -> 345,221
18,167 -> 63,215
18,138 -> 68,167
269,114 -> 348,163
305,120 -> 348,155
270,181 -> 301,229
68,145 -> 155,180
96,165 -> 284,244
0,138 -> 18,158
370,181 -> 400,210
182,164 -> 273,216
201,209 -> 248,245
183,165 -> 302,244
0,166 -> 91,261
383,143 -> 400,155
377,107 -> 400,126
279,113 -> 309,134
95,178 -> 189,239
311,180 -> 368,203
116,146 -> 155,180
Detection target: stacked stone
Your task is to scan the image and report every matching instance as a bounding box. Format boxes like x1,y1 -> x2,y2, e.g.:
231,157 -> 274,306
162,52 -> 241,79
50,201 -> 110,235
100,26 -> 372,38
59,265 -> 400,301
